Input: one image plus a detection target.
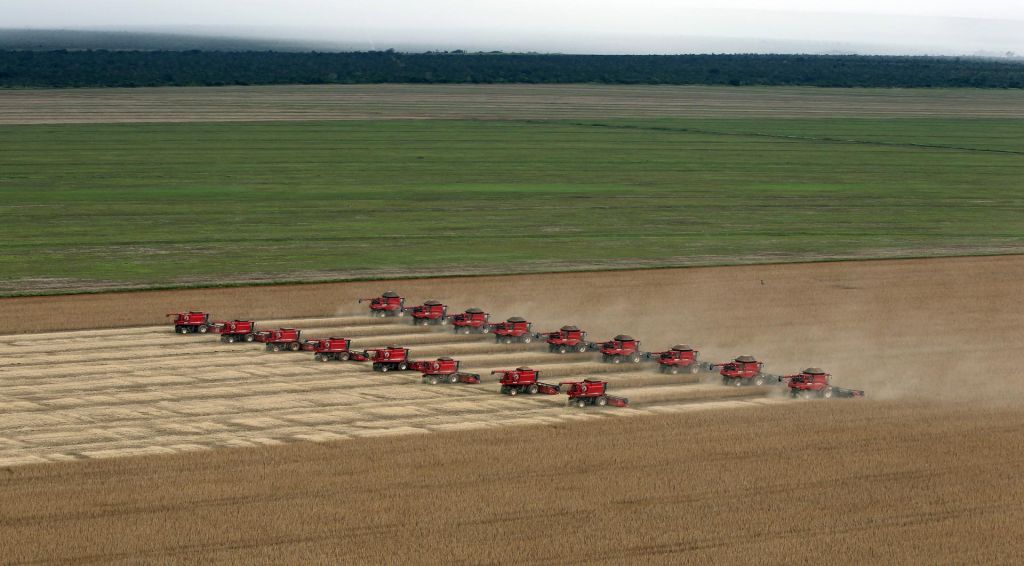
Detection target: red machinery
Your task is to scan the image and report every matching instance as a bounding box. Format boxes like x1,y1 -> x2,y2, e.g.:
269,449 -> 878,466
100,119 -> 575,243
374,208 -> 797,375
781,368 -> 865,399
365,345 -> 412,372
417,357 -> 481,384
492,368 -> 561,396
450,308 -> 491,334
709,355 -> 777,386
304,337 -> 356,362
255,328 -> 304,352
410,300 -> 448,326
167,311 -> 212,334
215,320 -> 256,343
492,317 -> 534,344
359,291 -> 406,317
560,380 -> 629,408
599,335 -> 644,364
540,325 -> 595,354
653,344 -> 704,374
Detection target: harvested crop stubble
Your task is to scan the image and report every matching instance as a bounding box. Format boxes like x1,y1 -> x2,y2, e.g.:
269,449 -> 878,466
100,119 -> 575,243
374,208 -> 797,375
1,401 -> 1022,564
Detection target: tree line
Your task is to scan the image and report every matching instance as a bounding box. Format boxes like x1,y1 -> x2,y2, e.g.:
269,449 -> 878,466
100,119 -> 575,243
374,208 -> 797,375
1,50 -> 1021,88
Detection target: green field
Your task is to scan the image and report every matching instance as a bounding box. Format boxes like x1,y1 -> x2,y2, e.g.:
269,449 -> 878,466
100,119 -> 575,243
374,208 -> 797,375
2,117 -> 1022,294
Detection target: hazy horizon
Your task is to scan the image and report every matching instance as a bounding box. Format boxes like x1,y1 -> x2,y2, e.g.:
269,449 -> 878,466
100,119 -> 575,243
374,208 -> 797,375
2,1 -> 1023,56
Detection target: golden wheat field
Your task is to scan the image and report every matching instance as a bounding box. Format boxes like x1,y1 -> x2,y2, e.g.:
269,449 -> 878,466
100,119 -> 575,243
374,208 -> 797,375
2,256 -> 1023,563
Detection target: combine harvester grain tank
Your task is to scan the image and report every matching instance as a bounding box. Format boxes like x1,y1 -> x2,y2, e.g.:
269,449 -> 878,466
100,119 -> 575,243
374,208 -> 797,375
417,357 -> 481,384
651,344 -> 707,374
781,368 -> 865,399
304,337 -> 357,362
493,368 -> 562,396
561,379 -> 629,408
410,300 -> 448,326
538,325 -> 595,354
364,345 -> 412,371
359,291 -> 406,317
599,335 -> 645,364
255,328 -> 305,352
708,355 -> 778,386
167,311 -> 213,334
491,317 -> 535,344
450,308 -> 491,334
215,320 -> 257,343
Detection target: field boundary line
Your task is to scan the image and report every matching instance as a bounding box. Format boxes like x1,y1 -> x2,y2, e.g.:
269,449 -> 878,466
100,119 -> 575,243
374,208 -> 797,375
545,120 -> 1024,155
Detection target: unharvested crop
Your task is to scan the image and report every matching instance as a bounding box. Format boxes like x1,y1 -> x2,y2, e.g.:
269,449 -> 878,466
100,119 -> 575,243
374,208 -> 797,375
2,401 -> 1022,564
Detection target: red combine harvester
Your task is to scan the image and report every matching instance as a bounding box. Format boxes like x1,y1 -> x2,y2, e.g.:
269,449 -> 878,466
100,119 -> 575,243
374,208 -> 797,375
599,335 -> 644,364
365,345 -> 412,372
215,320 -> 256,343
410,300 -> 448,326
709,355 -> 778,386
539,325 -> 595,354
653,344 -> 705,374
417,357 -> 481,384
561,380 -> 629,408
304,337 -> 356,362
491,317 -> 534,344
167,311 -> 212,334
492,368 -> 562,396
781,368 -> 865,399
450,308 -> 491,334
359,291 -> 406,317
255,328 -> 304,352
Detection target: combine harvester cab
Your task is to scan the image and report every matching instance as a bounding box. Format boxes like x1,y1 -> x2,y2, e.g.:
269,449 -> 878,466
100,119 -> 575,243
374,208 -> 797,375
491,317 -> 535,344
366,345 -> 412,372
541,325 -> 595,354
167,311 -> 212,334
709,355 -> 777,386
306,337 -> 355,362
653,344 -> 705,374
417,357 -> 481,384
781,368 -> 865,399
410,300 -> 448,326
215,320 -> 256,343
359,291 -> 406,317
560,379 -> 629,408
493,367 -> 561,396
255,328 -> 304,352
450,308 -> 491,334
600,335 -> 644,364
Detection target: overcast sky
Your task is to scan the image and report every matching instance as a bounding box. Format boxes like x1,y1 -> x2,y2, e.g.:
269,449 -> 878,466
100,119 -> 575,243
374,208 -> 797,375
3,1 -> 1023,55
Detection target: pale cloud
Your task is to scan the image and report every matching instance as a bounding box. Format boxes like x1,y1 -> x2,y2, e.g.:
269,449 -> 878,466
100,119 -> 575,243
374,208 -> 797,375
1,1 -> 1021,55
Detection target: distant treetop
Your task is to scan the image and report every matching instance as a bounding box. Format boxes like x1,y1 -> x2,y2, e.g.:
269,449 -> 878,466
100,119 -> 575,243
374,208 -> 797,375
0,50 -> 1021,88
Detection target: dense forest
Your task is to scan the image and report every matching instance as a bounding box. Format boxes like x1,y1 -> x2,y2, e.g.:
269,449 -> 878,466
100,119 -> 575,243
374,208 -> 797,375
1,50 -> 1022,88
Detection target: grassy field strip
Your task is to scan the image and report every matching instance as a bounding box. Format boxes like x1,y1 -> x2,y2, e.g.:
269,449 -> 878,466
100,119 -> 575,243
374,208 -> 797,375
2,115 -> 1023,294
560,119 -> 1024,155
